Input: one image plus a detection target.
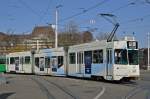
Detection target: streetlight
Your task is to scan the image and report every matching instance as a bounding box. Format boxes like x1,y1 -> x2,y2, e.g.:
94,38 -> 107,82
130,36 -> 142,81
55,5 -> 62,48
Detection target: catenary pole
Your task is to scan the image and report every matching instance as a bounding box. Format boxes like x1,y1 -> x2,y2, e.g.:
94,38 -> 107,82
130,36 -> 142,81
55,7 -> 58,48
148,32 -> 150,70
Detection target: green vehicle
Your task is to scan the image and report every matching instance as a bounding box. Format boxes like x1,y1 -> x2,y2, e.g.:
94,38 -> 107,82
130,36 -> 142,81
0,56 -> 6,73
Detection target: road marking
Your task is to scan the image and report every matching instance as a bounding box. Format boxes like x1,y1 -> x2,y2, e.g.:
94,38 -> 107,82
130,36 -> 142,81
93,86 -> 106,99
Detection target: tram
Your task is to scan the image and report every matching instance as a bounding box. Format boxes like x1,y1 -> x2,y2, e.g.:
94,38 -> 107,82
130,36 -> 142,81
34,47 -> 66,76
6,37 -> 139,81
6,47 -> 66,76
0,56 -> 6,73
6,51 -> 32,73
67,38 -> 139,81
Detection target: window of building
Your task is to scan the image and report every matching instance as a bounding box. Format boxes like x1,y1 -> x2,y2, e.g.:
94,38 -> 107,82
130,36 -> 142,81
93,50 -> 103,64
69,53 -> 76,64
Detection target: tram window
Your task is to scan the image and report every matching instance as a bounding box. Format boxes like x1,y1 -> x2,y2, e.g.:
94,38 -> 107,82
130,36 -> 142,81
10,57 -> 15,64
15,57 -> 19,63
0,58 -> 6,64
25,56 -> 30,64
110,50 -> 112,64
69,53 -> 76,64
7,58 -> 9,64
115,49 -> 128,65
128,50 -> 138,65
93,50 -> 103,64
58,56 -> 63,68
20,57 -> 24,65
77,53 -> 84,64
35,57 -> 39,67
11,57 -> 19,65
107,50 -> 109,64
45,57 -> 50,68
84,51 -> 92,65
39,57 -> 44,71
107,50 -> 112,64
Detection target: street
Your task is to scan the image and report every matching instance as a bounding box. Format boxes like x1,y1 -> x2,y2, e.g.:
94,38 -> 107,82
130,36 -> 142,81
0,70 -> 150,99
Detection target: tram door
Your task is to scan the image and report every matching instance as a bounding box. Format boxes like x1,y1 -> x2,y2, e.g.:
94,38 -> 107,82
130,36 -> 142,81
39,57 -> 45,71
15,57 -> 19,71
51,56 -> 58,72
84,51 -> 92,74
106,49 -> 113,79
77,52 -> 83,74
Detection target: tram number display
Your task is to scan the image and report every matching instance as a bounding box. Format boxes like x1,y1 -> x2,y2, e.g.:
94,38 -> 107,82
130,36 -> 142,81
127,41 -> 138,49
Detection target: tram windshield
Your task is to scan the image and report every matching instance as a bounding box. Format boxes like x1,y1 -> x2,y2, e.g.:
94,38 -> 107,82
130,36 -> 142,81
115,49 -> 138,65
115,49 -> 128,65
128,50 -> 138,65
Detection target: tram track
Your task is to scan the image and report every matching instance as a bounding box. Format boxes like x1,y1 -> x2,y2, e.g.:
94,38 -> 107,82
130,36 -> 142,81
122,86 -> 150,99
31,76 -> 79,99
30,77 -> 55,99
42,76 -> 79,99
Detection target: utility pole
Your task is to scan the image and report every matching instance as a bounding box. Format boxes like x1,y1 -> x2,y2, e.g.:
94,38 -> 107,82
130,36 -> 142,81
55,5 -> 62,48
148,32 -> 150,70
55,7 -> 58,48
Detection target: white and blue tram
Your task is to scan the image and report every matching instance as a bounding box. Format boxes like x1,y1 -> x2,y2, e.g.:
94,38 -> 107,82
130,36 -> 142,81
6,51 -> 32,73
34,47 -> 66,76
67,39 -> 139,81
6,38 -> 139,81
6,47 -> 66,76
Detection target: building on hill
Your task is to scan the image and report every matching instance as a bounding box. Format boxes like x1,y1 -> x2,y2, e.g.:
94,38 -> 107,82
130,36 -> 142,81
25,26 -> 55,50
0,26 -> 55,54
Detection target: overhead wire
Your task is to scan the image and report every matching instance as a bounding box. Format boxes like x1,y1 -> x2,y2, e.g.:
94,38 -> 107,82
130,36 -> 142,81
116,0 -> 150,24
38,0 -> 53,24
17,0 -> 41,17
59,0 -> 109,23
15,0 -> 150,34
73,0 -> 138,32
110,1 -> 136,13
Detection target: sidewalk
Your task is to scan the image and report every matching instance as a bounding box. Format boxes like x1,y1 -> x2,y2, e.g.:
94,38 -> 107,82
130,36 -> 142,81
0,73 -> 7,85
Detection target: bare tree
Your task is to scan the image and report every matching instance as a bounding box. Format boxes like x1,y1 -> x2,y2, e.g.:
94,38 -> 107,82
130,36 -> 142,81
58,20 -> 82,46
96,32 -> 109,40
97,31 -> 119,41
82,31 -> 93,43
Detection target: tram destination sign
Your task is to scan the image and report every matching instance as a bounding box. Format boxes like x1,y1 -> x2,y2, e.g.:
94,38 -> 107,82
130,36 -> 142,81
127,41 -> 138,49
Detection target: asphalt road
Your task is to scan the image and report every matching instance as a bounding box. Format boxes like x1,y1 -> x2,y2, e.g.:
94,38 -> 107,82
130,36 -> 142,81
0,70 -> 150,99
